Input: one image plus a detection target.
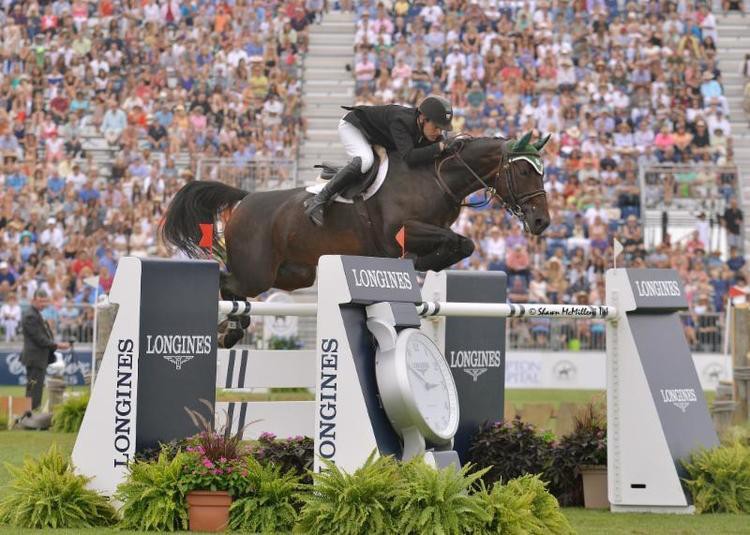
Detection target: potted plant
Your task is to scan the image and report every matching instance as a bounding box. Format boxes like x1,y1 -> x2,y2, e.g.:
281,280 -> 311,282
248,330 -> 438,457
568,403 -> 608,508
180,408 -> 253,532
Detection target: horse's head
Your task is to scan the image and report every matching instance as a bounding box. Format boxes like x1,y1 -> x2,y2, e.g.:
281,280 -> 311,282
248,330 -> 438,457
437,132 -> 551,235
496,131 -> 551,235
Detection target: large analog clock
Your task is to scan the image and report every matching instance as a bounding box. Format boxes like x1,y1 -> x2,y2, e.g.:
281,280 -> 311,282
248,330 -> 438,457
375,328 -> 460,445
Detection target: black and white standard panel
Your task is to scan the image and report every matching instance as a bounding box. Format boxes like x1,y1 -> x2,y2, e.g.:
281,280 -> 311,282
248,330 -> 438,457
421,270 -> 507,462
72,258 -> 219,496
606,268 -> 718,513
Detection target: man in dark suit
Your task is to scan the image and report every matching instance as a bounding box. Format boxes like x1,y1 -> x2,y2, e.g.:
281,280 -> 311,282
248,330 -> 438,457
21,290 -> 69,410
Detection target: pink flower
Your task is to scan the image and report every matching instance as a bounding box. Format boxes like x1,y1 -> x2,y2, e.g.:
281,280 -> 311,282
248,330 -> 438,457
241,470 -> 249,477
213,469 -> 223,475
219,457 -> 227,463
203,459 -> 215,469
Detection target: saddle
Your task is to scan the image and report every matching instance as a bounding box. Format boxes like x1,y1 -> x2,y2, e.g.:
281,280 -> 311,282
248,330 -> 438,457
314,149 -> 382,200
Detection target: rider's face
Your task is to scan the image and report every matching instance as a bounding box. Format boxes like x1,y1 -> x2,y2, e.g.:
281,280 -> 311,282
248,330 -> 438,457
422,119 -> 443,142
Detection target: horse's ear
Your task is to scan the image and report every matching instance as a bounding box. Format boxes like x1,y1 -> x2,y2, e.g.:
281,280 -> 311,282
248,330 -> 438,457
534,134 -> 551,151
516,131 -> 533,151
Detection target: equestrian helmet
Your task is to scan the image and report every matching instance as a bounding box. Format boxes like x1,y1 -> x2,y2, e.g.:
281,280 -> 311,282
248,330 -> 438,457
418,95 -> 454,131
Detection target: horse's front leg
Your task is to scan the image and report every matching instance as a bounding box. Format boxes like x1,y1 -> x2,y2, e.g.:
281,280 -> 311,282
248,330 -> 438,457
402,220 -> 475,272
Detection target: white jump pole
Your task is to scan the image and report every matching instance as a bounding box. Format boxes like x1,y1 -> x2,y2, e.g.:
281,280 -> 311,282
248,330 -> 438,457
219,299 -> 616,320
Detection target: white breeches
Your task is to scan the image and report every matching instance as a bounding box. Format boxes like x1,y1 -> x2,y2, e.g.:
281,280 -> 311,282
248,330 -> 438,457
338,118 -> 375,173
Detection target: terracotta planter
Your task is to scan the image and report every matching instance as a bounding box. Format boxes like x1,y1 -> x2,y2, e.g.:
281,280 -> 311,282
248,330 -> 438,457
187,490 -> 232,532
580,465 -> 609,509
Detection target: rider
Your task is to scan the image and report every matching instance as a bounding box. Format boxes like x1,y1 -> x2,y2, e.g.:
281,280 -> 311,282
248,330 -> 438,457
304,94 -> 455,226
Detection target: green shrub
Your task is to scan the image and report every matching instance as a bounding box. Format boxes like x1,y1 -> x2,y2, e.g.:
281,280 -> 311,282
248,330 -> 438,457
252,432 -> 313,483
229,456 -> 300,533
134,437 -> 192,463
394,459 -> 489,535
0,445 -> 117,529
469,417 -> 552,486
475,479 -> 541,534
721,424 -> 750,448
682,443 -> 750,513
51,393 -> 90,433
0,413 -> 7,430
504,475 -> 574,534
115,452 -> 189,531
295,452 -> 401,535
475,475 -> 572,534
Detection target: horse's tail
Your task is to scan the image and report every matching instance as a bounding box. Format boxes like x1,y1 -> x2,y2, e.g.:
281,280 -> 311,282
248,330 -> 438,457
161,180 -> 248,260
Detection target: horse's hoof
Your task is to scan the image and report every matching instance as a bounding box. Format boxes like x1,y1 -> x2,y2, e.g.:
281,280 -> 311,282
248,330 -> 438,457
218,328 -> 244,349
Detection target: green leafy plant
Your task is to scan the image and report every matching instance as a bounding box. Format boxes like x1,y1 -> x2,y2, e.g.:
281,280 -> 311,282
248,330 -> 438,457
134,437 -> 192,463
475,478 -> 539,534
229,456 -> 300,532
721,424 -> 750,448
545,403 -> 607,506
505,475 -> 574,534
295,452 -> 401,535
394,459 -> 490,535
268,335 -> 303,349
469,417 -> 552,486
251,432 -> 313,483
682,443 -> 750,513
475,475 -> 573,534
51,393 -> 89,433
0,445 -> 117,529
180,445 -> 253,497
115,451 -> 190,532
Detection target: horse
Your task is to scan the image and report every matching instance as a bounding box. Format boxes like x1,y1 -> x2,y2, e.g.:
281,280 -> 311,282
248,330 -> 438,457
162,131 -> 551,344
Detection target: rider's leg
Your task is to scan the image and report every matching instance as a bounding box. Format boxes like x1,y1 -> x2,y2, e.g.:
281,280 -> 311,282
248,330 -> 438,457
304,119 -> 374,226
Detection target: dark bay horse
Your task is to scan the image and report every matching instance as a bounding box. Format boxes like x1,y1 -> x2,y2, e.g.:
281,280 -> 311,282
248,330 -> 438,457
163,132 -> 551,302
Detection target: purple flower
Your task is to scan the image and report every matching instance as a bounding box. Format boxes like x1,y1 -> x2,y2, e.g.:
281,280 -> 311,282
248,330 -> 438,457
213,469 -> 223,475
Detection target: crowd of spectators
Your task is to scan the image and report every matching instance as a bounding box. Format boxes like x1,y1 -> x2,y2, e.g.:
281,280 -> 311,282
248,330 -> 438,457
349,0 -> 746,351
0,0 -> 745,354
0,0 -> 322,342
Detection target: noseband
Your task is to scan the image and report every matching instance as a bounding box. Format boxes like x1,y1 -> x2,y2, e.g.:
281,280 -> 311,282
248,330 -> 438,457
434,141 -> 547,224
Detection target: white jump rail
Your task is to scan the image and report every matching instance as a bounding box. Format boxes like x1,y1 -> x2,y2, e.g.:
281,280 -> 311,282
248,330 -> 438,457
215,348 -> 317,440
219,300 -> 617,320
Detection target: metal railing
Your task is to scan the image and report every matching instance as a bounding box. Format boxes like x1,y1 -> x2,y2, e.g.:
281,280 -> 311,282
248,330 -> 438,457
196,158 -> 300,191
506,312 -> 724,353
0,303 -> 95,344
638,163 -> 742,253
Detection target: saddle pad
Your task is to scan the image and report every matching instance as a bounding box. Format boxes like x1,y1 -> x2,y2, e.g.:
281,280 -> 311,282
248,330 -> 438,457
305,147 -> 389,204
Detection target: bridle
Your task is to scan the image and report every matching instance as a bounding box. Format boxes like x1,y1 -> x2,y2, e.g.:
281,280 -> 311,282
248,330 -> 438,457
433,137 -> 547,224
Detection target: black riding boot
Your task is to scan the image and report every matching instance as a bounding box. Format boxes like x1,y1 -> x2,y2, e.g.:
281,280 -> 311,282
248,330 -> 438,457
304,157 -> 363,226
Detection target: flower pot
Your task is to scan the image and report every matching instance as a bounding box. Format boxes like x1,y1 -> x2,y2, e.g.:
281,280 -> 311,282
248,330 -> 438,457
187,490 -> 232,532
580,465 -> 609,509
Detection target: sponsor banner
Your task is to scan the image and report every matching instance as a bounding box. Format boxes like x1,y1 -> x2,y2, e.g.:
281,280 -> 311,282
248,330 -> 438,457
505,351 -> 730,391
341,256 -> 421,304
136,259 -> 219,452
0,349 -> 90,386
444,271 -> 506,462
626,269 -> 688,311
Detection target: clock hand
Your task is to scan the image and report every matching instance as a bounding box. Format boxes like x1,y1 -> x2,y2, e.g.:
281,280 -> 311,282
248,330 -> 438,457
408,365 -> 438,390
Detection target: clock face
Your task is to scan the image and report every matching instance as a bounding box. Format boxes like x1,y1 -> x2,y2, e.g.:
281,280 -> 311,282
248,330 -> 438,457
404,332 -> 459,440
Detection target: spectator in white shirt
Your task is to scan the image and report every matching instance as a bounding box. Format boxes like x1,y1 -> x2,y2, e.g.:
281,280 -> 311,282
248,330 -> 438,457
0,293 -> 21,342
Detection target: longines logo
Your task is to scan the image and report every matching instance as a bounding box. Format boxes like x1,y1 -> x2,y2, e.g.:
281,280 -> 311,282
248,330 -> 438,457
634,280 -> 681,298
145,334 -> 212,370
553,360 -> 577,381
660,388 -> 697,412
350,268 -> 413,290
449,350 -> 502,382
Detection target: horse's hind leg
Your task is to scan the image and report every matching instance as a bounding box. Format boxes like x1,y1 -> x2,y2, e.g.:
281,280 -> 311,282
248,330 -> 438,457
274,262 -> 317,291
